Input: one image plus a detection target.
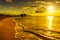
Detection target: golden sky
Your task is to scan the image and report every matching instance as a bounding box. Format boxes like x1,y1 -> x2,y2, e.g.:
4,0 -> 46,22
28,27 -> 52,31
5,0 -> 12,3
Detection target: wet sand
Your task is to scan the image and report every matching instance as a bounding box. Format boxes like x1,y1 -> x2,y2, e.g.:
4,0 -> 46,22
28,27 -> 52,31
0,17 -> 17,40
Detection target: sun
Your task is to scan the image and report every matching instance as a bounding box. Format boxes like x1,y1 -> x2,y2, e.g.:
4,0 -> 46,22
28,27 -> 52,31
47,5 -> 54,13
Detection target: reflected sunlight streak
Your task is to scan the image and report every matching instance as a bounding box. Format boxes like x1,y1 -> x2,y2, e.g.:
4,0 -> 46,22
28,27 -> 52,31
48,16 -> 54,30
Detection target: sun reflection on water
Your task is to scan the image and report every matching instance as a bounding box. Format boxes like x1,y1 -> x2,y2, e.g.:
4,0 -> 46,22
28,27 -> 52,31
46,16 -> 54,35
48,16 -> 54,30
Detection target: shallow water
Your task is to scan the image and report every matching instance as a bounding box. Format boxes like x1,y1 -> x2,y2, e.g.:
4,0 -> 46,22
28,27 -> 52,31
14,16 -> 60,40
